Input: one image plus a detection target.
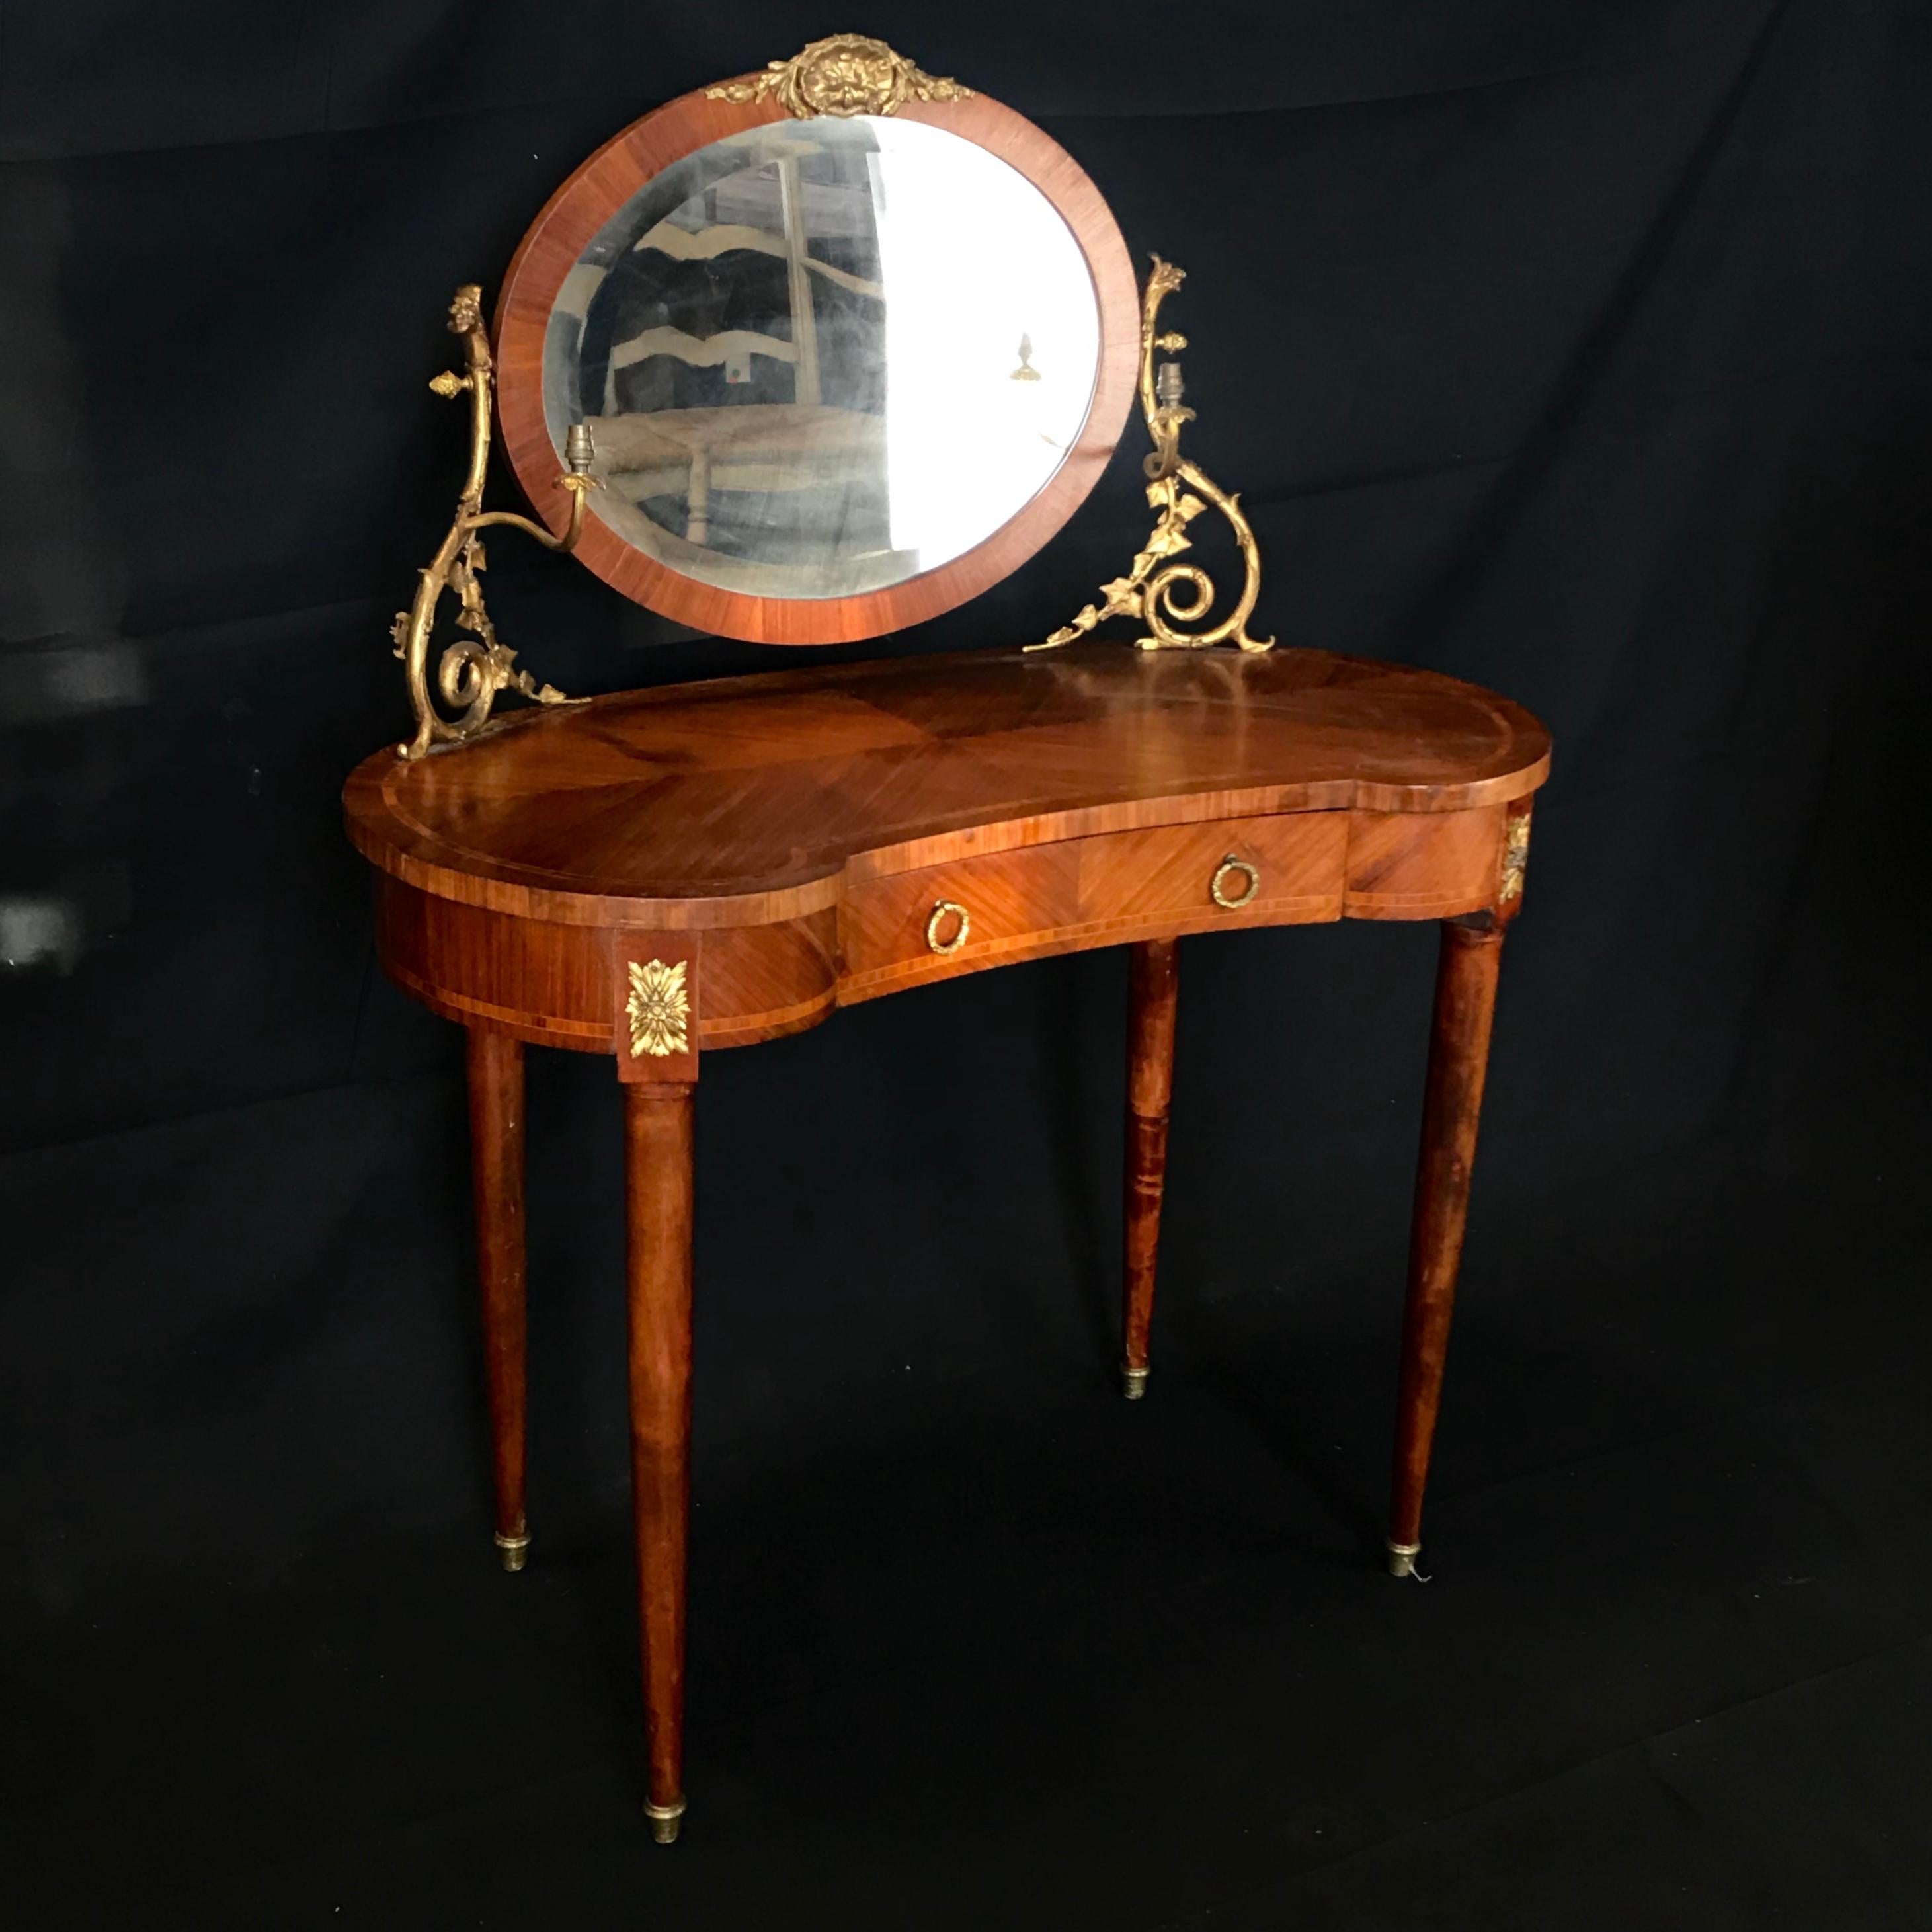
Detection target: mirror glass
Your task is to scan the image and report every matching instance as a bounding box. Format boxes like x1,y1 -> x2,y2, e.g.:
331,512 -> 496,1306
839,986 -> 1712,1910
542,116 -> 1102,600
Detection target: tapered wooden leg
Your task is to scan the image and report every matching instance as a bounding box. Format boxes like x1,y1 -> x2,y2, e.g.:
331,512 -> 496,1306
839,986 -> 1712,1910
1122,938 -> 1179,1399
1389,918 -> 1506,1577
465,1026 -> 530,1573
625,1080 -> 695,1844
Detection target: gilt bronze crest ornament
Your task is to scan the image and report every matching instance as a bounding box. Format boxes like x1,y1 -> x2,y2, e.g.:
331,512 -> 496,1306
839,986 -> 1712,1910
704,34 -> 971,118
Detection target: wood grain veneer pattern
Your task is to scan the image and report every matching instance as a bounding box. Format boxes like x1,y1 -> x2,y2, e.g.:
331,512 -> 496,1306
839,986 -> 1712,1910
352,647 -> 1547,1045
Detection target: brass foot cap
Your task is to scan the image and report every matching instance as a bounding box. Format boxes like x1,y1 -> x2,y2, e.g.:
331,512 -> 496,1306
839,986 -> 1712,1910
1122,1365 -> 1150,1401
645,1797 -> 687,1845
494,1531 -> 531,1574
1385,1538 -> 1422,1580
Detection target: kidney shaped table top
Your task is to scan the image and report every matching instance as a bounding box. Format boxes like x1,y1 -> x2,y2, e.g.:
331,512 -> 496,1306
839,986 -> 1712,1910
346,642 -> 1549,1046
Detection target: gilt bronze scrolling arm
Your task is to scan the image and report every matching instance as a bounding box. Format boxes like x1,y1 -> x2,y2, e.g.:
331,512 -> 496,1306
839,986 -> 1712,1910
392,284 -> 600,760
1031,256 -> 1270,654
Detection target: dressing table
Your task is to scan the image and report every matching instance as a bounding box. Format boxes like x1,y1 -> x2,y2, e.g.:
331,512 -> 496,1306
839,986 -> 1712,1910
344,37 -> 1550,1845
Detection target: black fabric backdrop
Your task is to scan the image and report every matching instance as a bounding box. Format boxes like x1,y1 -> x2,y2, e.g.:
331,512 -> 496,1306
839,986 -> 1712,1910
3,3 -> 1931,1925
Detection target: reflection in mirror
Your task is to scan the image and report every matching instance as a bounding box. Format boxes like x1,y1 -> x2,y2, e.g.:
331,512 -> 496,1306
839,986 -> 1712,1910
542,117 -> 1102,600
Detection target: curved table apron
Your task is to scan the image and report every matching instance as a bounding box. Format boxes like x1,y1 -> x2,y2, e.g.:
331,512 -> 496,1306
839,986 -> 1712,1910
344,642 -> 1551,1842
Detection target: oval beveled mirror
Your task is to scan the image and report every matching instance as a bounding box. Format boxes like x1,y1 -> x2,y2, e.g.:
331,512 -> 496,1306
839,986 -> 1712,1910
495,38 -> 1139,643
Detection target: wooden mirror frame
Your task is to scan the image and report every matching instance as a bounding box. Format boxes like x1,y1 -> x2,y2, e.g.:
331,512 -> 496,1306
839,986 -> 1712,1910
493,69 -> 1140,645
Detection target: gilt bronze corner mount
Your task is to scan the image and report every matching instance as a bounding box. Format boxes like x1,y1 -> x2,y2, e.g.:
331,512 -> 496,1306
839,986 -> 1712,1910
627,958 -> 692,1060
1031,257 -> 1271,655
391,284 -> 600,760
1500,809 -> 1532,903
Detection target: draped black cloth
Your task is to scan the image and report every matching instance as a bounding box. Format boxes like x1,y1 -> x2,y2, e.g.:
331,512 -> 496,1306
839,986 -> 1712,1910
1,5 -> 1927,1923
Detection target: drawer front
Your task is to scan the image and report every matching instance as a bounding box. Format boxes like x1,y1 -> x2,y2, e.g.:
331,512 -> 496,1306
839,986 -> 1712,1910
1074,813 -> 1348,930
841,844 -> 1081,992
840,813 -> 1349,999
1343,805 -> 1505,918
378,877 -> 839,1051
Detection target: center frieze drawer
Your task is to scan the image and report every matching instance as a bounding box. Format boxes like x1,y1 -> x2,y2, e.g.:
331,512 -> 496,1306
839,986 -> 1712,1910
838,811 -> 1349,999
1070,813 -> 1348,930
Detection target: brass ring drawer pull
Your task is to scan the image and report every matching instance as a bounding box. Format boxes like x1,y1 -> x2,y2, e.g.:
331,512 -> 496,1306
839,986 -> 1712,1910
1210,854 -> 1261,910
926,899 -> 971,955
